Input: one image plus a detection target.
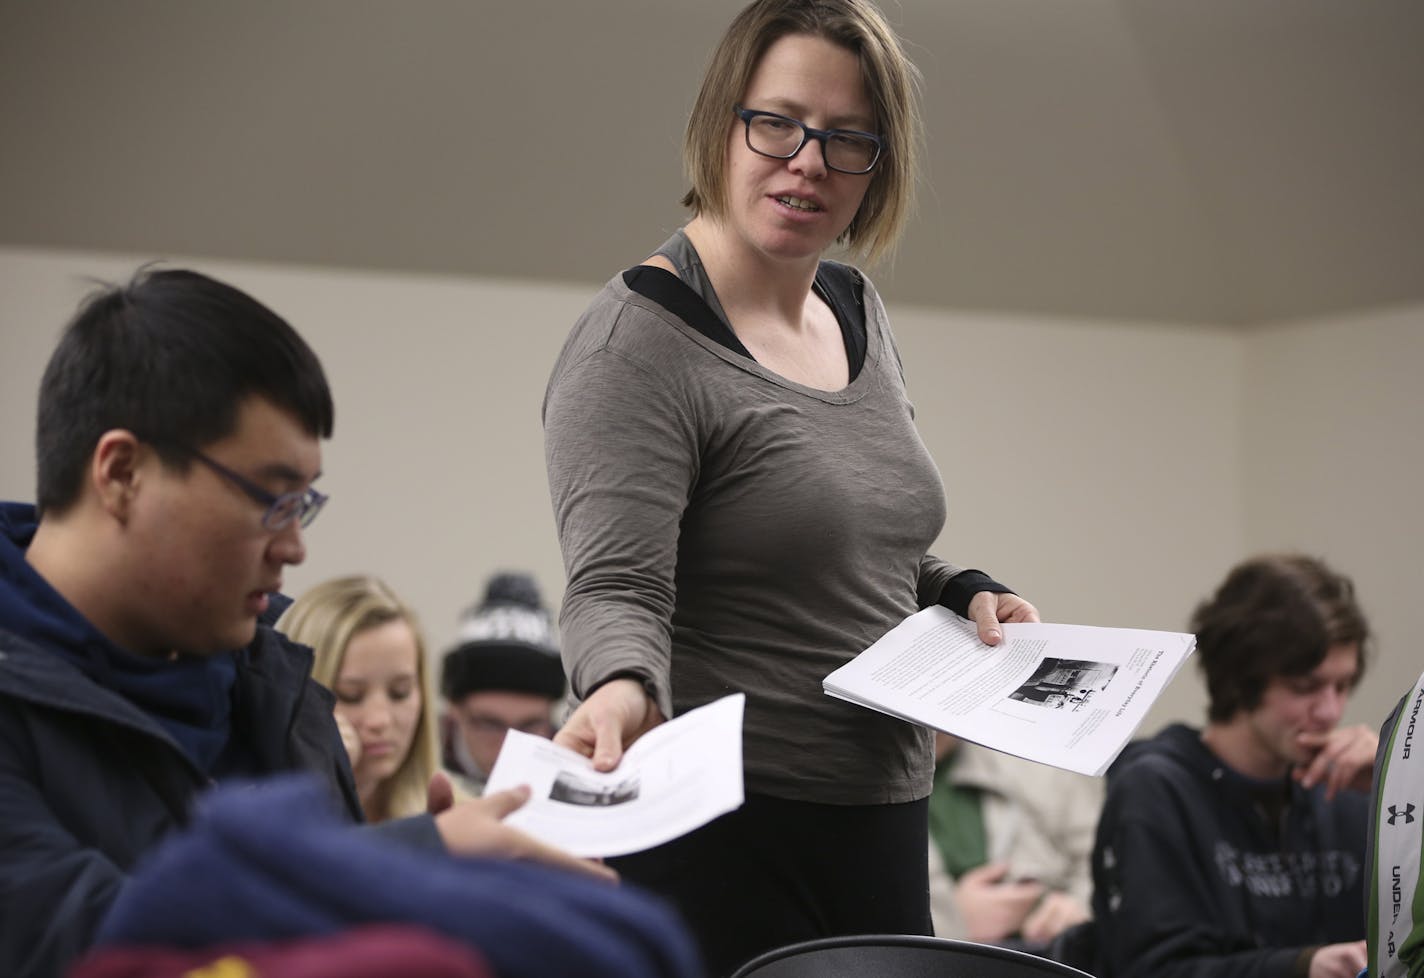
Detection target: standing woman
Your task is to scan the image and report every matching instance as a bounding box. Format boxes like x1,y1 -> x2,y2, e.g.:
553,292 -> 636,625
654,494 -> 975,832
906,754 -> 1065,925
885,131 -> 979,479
543,0 -> 1037,973
279,575 -> 440,823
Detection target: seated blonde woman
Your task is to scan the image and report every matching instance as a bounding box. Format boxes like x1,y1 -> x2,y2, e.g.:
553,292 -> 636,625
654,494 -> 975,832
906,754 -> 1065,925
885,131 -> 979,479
279,575 -> 440,823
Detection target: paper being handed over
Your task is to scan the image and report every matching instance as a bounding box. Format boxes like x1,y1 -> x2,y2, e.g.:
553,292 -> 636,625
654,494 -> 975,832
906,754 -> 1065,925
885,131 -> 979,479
483,692 -> 745,857
823,607 -> 1194,776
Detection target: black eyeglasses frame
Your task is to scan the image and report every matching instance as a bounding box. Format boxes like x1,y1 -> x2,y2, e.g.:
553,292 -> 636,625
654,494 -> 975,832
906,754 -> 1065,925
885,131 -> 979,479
733,105 -> 885,175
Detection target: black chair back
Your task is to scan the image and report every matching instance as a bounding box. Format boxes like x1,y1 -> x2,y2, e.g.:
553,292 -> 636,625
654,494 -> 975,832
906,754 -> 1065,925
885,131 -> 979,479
729,934 -> 1098,978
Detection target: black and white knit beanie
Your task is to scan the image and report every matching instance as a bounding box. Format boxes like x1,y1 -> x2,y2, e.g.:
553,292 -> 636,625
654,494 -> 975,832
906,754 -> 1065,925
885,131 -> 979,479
440,573 -> 566,702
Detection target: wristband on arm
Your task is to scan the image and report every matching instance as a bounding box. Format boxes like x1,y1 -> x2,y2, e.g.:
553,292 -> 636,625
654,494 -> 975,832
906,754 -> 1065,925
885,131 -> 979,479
938,569 -> 1014,618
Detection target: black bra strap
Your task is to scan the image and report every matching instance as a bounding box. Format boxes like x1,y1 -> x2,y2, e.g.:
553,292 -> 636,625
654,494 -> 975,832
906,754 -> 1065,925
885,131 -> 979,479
623,265 -> 754,360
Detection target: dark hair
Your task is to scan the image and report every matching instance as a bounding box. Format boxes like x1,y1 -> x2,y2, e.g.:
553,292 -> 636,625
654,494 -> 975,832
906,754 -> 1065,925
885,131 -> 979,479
36,267 -> 334,515
1192,554 -> 1370,723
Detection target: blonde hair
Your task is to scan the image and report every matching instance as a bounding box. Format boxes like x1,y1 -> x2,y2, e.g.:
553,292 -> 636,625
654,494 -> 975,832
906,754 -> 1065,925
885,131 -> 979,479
681,0 -> 923,265
279,575 -> 438,822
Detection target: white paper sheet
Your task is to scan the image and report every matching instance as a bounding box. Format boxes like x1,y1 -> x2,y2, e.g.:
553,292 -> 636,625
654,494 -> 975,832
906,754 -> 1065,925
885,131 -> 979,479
823,607 -> 1194,776
482,693 -> 745,857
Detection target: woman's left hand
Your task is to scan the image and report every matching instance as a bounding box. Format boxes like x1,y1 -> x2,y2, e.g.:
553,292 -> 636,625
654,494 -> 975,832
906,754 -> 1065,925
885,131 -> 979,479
968,591 -> 1040,646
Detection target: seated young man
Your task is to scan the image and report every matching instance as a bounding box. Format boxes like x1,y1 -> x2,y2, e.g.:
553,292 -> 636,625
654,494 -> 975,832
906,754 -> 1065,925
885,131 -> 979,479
0,269 -> 607,978
1092,554 -> 1376,978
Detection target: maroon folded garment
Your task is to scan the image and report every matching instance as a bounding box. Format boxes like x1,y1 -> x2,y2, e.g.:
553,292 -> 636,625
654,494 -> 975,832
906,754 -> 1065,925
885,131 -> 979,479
67,923 -> 492,978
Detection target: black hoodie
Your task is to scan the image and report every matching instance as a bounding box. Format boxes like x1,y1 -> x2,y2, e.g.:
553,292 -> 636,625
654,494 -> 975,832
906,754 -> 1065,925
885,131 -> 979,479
1091,723 -> 1367,978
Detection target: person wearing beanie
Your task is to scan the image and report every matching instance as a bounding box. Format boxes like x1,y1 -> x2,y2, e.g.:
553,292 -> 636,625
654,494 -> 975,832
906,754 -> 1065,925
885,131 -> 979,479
440,572 -> 566,795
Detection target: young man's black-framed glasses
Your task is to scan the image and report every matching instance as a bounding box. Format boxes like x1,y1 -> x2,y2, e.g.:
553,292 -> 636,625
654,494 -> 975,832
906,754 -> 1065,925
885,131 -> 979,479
185,449 -> 328,531
733,105 -> 884,175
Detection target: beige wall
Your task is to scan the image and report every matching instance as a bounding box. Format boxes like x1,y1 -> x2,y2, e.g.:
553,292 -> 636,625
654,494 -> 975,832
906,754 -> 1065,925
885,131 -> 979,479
1,245 -> 1415,735
1242,305 -> 1424,727
890,306 -> 1244,733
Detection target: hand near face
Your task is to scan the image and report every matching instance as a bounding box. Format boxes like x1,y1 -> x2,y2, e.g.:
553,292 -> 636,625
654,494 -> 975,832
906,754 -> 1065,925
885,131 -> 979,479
951,862 -> 1046,943
426,770 -> 456,815
335,712 -> 362,768
1307,940 -> 1367,978
967,591 -> 1041,646
1294,724 -> 1379,800
433,783 -> 618,883
554,677 -> 666,773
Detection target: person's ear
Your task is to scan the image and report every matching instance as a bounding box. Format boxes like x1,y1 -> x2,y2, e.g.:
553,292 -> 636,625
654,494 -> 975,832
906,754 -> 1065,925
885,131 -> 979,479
91,430 -> 146,522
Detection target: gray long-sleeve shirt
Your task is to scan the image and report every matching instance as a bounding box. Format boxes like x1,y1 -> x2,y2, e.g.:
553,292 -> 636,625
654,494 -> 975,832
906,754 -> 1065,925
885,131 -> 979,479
543,266 -> 963,804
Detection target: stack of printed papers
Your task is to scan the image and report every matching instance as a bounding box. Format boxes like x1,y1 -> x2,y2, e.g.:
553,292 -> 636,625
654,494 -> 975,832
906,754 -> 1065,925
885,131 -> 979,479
823,607 -> 1194,776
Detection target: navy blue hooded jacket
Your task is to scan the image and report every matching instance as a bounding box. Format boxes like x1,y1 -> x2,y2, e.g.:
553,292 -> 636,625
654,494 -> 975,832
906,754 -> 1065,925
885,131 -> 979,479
0,502 -> 438,978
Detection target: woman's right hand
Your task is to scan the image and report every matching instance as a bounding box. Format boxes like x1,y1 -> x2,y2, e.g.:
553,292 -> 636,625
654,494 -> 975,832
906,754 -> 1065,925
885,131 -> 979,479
554,677 -> 665,772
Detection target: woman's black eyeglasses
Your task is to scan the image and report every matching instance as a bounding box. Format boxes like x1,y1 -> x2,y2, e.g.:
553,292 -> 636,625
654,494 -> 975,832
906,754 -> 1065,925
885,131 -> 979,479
734,105 -> 884,175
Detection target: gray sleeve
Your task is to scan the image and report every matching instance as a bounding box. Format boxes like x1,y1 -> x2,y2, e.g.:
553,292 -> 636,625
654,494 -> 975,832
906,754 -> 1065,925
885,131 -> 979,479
544,345 -> 699,721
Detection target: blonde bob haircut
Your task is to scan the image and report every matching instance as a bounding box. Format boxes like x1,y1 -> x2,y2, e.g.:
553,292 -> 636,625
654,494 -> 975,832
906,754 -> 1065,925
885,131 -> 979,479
278,574 -> 439,823
681,0 -> 923,266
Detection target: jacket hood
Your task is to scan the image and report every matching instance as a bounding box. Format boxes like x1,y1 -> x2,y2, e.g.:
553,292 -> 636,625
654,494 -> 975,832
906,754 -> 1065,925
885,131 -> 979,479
0,501 -> 120,679
0,501 -> 38,549
1,499 -> 239,774
1110,722 -> 1213,778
